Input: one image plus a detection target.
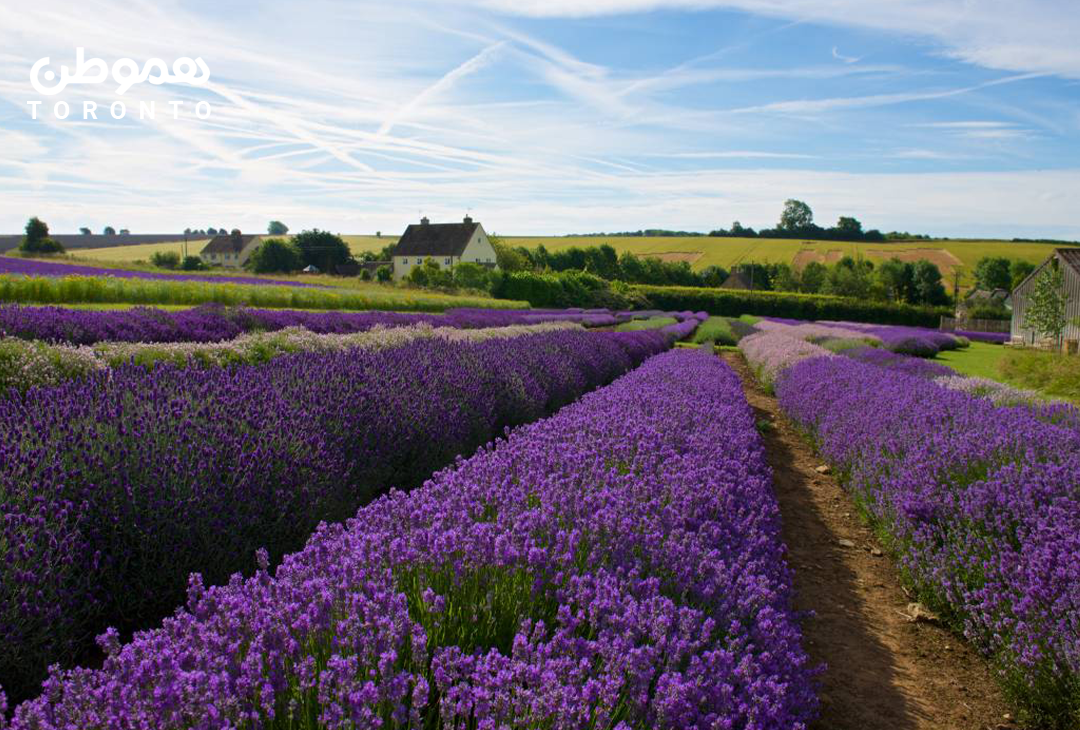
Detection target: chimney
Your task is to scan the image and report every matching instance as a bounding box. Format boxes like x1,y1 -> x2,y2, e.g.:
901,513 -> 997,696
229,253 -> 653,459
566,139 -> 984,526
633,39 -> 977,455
463,214 -> 473,225
420,216 -> 429,226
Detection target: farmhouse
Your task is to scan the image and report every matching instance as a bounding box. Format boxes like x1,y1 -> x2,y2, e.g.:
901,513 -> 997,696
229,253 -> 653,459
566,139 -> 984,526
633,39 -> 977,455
199,232 -> 262,268
391,215 -> 497,281
1009,248 -> 1080,347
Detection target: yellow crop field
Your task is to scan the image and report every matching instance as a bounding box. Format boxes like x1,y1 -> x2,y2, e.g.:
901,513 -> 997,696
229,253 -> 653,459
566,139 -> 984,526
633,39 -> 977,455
70,233 -> 1063,289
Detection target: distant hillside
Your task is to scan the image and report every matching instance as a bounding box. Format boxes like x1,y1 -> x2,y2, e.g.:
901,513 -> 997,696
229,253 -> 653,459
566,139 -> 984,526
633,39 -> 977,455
0,234 -> 193,252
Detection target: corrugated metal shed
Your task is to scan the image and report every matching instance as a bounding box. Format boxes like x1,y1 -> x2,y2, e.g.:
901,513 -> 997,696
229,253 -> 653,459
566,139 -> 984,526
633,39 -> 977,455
1010,248 -> 1080,345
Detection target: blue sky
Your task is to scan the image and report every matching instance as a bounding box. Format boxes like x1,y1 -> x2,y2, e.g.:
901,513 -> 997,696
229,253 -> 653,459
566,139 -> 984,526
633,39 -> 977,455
0,0 -> 1078,237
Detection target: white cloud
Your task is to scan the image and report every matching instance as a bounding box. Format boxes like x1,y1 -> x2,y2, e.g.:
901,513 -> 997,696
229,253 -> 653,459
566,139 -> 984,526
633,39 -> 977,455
455,0 -> 1080,79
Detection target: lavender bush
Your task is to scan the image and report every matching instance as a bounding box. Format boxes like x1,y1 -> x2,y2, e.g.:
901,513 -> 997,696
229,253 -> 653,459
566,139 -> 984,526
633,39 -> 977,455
738,331 -> 833,390
5,349 -> 816,730
838,345 -> 955,379
0,326 -> 670,702
776,357 -> 1080,726
0,304 -> 616,347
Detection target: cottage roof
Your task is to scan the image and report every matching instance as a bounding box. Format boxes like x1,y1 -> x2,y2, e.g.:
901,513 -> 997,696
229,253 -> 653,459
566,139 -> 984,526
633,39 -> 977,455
201,234 -> 259,255
394,219 -> 479,258
720,271 -> 752,290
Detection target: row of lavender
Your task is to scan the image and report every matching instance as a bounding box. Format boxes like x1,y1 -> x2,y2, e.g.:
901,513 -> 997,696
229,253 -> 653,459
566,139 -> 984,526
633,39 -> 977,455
0,304 -> 706,345
3,348 -> 817,730
0,325 -> 674,703
740,327 -> 1078,725
0,255 -> 326,288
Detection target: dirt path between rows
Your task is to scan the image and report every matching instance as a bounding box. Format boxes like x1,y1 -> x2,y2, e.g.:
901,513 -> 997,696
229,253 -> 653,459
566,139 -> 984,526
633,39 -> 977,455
722,352 -> 1015,730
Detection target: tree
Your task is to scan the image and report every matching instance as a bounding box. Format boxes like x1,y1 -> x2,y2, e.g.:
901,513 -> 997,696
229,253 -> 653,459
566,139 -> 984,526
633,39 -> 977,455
698,265 -> 728,288
207,227 -> 218,235
452,261 -> 491,290
103,226 -> 116,235
973,256 -> 1012,291
79,227 -> 92,235
771,263 -> 799,292
877,258 -> 915,303
912,260 -> 949,306
267,221 -> 289,236
408,258 -> 451,288
800,261 -> 828,293
119,229 -> 130,235
292,229 -> 353,270
779,199 -> 814,231
375,265 -> 392,282
835,216 -> 863,238
247,238 -> 303,273
1010,260 -> 1036,290
19,217 -> 64,255
181,255 -> 207,271
490,235 -> 528,272
1025,264 -> 1067,346
150,251 -> 181,269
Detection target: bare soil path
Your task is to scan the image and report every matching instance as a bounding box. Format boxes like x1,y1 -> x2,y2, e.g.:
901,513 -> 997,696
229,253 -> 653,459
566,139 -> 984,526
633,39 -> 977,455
722,352 -> 1015,730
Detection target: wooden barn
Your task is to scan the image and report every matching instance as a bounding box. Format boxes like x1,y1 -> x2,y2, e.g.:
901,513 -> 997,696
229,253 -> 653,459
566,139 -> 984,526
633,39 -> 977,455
1009,248 -> 1080,348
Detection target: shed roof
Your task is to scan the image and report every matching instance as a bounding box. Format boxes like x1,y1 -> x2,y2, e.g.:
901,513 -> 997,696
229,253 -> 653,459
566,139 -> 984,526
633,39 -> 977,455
720,271 -> 752,290
394,219 -> 479,257
1057,248 -> 1080,275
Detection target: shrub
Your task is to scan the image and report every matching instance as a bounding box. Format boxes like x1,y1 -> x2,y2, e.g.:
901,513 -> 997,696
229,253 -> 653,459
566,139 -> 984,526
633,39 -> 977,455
375,265 -> 392,282
452,261 -> 491,291
149,251 -> 181,270
631,284 -> 949,327
18,217 -> 64,255
247,238 -> 303,274
180,255 -> 207,271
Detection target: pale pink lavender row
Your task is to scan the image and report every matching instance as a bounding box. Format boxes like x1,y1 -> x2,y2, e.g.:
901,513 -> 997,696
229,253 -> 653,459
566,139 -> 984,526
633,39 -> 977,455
776,357 -> 1079,724
5,349 -> 816,730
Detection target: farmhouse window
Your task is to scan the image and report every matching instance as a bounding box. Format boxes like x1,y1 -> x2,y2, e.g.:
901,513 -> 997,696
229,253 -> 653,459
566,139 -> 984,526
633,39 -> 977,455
445,258 -> 451,265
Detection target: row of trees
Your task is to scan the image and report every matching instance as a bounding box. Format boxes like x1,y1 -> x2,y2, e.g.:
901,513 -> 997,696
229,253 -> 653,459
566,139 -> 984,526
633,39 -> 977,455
488,235 -> 949,306
246,230 -> 354,274
78,226 -> 128,235
709,200 -> 895,243
973,256 -> 1037,292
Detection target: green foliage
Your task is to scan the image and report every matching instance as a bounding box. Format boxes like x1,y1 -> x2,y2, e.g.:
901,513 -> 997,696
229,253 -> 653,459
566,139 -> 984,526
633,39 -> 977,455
248,238 -> 304,274
375,265 -> 392,282
973,256 -> 1013,291
490,234 -> 530,272
452,261 -> 493,290
1011,260 -> 1037,289
79,227 -> 92,235
492,270 -> 645,309
359,269 -> 372,281
1024,264 -> 1068,343
912,260 -> 949,306
292,229 -> 353,270
632,284 -> 950,327
406,258 -> 453,288
103,226 -> 116,235
267,220 -> 289,236
19,217 -> 64,255
779,199 -> 814,231
690,316 -> 758,346
1000,348 -> 1080,403
149,251 -> 181,270
964,301 -> 1010,321
181,255 -> 207,271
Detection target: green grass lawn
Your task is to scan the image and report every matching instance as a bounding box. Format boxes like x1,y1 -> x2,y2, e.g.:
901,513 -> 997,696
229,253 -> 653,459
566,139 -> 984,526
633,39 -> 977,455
933,341 -> 1009,381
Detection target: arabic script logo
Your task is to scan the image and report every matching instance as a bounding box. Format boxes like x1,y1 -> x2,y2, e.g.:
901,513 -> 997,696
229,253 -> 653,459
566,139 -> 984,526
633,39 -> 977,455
31,48 -> 210,96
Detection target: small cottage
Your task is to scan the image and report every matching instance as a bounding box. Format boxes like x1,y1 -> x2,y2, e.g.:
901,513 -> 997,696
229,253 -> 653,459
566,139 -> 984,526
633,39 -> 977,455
199,232 -> 262,268
391,215 -> 497,281
1009,248 -> 1080,348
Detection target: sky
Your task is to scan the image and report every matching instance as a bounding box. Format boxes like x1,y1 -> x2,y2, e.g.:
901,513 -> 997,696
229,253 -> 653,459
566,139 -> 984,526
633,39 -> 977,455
0,0 -> 1078,238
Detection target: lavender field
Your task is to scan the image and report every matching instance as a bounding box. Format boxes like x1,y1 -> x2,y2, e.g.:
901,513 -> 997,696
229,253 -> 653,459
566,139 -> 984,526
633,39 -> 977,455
0,303 -> 1075,729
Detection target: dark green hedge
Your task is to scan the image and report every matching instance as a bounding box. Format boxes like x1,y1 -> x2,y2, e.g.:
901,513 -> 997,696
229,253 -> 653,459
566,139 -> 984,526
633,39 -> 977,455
492,271 -> 647,309
632,285 -> 949,327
